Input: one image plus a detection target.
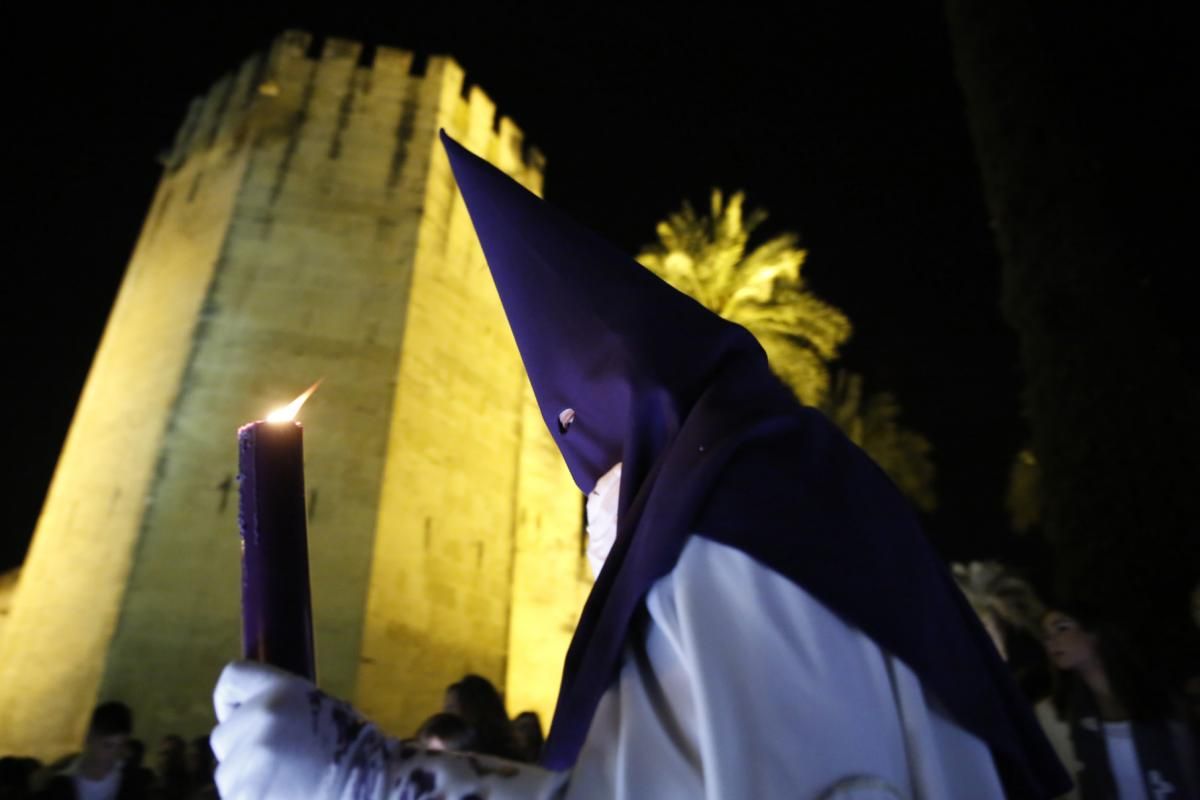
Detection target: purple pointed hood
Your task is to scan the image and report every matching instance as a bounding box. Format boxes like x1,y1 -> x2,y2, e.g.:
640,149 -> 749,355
439,131 -> 764,503
440,131 -> 1071,799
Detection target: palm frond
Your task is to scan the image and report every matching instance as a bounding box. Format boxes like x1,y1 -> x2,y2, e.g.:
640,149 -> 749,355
639,192 -> 936,510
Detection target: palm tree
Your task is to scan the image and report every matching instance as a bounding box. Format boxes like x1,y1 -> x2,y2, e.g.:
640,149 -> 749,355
1005,446 -> 1041,534
638,190 -> 936,510
637,190 -> 850,406
951,560 -> 1046,661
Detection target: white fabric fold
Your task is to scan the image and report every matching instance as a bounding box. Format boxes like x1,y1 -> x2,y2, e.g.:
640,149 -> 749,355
584,462 -> 622,580
570,537 -> 1007,800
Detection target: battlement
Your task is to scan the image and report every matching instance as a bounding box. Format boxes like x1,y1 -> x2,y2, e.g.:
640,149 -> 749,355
161,30 -> 544,183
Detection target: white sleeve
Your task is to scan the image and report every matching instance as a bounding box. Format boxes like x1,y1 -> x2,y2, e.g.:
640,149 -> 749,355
328,737 -> 570,800
211,660 -> 570,800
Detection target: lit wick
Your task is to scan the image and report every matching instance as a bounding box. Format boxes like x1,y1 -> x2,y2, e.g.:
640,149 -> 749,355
237,381 -> 321,680
265,380 -> 322,423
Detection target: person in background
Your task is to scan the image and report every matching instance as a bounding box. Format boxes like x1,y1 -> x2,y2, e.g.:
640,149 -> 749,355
183,738 -> 215,800
0,755 -> 43,799
149,736 -> 186,800
511,712 -> 545,764
37,701 -> 146,800
1044,606 -> 1199,799
116,742 -> 151,800
954,561 -> 1080,800
414,713 -> 474,753
443,676 -> 522,761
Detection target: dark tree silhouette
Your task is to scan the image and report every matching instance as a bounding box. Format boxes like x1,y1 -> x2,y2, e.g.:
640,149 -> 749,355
943,0 -> 1199,677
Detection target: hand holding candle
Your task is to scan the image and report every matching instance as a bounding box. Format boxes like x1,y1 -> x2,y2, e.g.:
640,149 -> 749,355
238,381 -> 320,681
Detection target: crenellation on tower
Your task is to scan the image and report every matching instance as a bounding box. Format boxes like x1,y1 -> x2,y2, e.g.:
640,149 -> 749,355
163,97 -> 204,170
178,71 -> 232,168
309,37 -> 361,164
240,49 -> 271,109
220,51 -> 269,155
270,29 -> 315,71
202,72 -> 237,151
465,85 -> 497,151
263,51 -> 318,208
320,36 -> 362,63
160,51 -> 257,171
372,46 -> 415,91
386,85 -> 422,191
429,55 -> 465,127
164,31 -> 545,193
526,145 -> 547,193
493,116 -> 524,176
328,71 -> 362,161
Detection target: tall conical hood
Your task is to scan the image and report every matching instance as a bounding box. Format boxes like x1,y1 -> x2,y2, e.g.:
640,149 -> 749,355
439,131 -> 1070,799
440,131 -> 763,496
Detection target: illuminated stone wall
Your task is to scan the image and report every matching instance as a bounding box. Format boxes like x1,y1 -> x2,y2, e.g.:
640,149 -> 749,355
0,31 -> 584,758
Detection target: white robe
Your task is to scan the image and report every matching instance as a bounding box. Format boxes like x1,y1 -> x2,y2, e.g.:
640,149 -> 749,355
256,469 -> 1012,799
564,462 -> 1006,798
564,535 -> 1007,800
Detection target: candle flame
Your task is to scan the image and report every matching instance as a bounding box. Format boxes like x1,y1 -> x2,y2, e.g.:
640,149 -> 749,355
266,380 -> 322,423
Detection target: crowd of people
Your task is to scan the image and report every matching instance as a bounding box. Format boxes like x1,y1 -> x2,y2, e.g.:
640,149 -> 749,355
0,674 -> 544,800
416,675 -> 545,763
0,702 -> 216,799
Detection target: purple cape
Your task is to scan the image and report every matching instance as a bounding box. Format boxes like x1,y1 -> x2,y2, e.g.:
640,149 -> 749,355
440,131 -> 1071,798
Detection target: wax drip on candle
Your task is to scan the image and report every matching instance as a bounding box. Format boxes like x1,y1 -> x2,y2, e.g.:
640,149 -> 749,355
266,380 -> 323,423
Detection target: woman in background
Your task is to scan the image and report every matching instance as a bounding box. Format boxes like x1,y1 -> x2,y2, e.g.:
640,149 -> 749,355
443,675 -> 522,761
1043,607 -> 1199,799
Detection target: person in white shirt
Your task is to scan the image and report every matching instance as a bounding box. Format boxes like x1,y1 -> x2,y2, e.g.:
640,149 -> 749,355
1043,608 -> 1199,799
40,702 -> 140,800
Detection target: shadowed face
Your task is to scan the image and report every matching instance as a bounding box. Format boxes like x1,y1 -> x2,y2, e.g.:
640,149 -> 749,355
155,735 -> 185,777
1042,611 -> 1098,672
85,733 -> 128,774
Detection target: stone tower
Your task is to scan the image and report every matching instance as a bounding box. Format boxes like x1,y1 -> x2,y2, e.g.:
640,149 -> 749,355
0,31 -> 589,758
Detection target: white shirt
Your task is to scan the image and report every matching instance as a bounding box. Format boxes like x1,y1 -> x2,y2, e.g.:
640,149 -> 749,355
65,758 -> 121,800
1103,721 -> 1149,800
1035,698 -> 1082,800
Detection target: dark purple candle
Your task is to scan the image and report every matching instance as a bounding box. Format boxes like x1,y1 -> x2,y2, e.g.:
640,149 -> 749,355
237,385 -> 319,681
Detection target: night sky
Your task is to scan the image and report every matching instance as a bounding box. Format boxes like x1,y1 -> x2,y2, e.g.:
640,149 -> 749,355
1,2 -> 1045,572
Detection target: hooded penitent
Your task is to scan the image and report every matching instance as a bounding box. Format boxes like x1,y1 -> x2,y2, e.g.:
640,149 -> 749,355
440,131 -> 1071,798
